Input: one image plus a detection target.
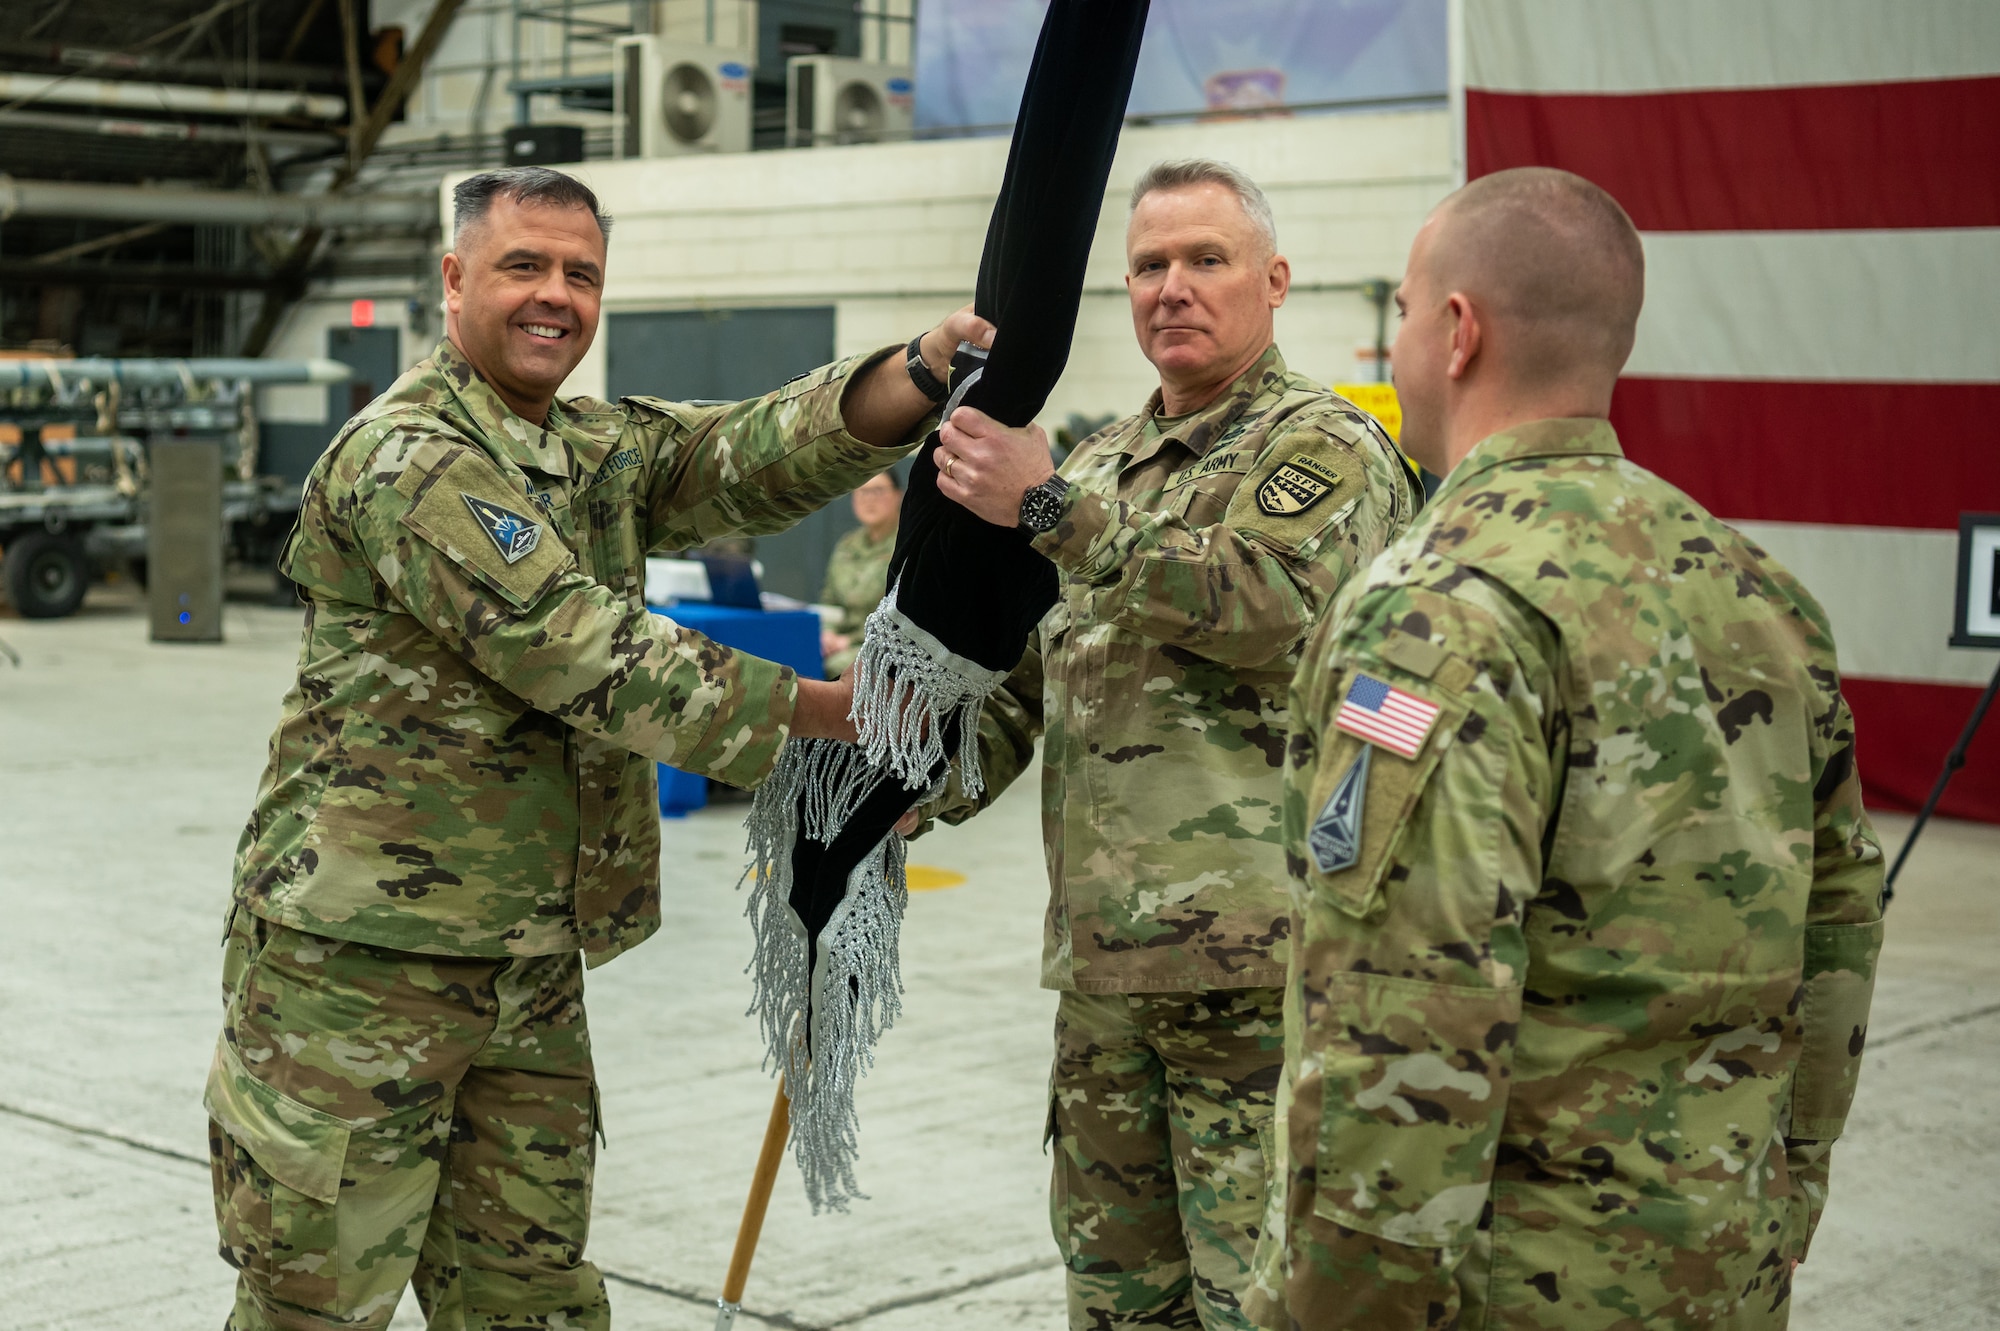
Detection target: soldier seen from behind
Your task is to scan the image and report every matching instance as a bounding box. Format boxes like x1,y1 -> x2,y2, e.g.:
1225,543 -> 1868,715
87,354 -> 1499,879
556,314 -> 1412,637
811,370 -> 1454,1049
905,158 -> 1422,1330
1251,167 -> 1886,1329
205,165 -> 990,1329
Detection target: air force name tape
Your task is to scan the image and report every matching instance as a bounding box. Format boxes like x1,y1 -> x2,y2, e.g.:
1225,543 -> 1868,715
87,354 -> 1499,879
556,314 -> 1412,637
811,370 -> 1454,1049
1256,453 -> 1342,516
1334,670 -> 1441,760
462,493 -> 542,564
1310,743 -> 1368,873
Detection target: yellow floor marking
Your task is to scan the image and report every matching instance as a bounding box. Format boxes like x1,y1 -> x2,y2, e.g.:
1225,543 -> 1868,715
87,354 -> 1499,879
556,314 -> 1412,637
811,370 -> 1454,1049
907,864 -> 967,892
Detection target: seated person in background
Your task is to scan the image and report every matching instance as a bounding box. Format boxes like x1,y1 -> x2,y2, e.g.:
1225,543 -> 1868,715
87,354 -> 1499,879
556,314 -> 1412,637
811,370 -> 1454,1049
819,468 -> 902,676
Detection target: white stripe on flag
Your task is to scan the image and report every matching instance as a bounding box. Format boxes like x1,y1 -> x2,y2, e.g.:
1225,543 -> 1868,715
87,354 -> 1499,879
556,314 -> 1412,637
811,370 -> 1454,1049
1627,230 -> 2000,384
1467,0 -> 2000,93
1338,694 -> 1439,756
1730,521 -> 2000,687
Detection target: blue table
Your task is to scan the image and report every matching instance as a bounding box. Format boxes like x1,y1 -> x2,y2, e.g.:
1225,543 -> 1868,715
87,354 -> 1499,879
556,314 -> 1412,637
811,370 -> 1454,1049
649,603 -> 824,816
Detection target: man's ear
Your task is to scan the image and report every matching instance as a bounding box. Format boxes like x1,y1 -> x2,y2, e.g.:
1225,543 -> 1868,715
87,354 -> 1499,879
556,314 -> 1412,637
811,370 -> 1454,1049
1266,253 -> 1292,309
441,251 -> 464,314
1445,291 -> 1482,382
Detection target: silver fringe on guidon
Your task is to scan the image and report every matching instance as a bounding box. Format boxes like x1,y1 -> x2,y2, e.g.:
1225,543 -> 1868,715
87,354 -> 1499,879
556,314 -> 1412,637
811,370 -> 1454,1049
740,579 -> 1006,1213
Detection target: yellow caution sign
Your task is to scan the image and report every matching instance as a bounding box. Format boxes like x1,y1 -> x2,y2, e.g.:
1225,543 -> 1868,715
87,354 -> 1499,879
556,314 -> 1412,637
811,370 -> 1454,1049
1332,381 -> 1401,441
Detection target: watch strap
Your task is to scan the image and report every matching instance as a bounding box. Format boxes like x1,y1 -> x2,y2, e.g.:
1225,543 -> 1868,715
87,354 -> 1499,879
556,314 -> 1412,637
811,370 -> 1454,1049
1019,474 -> 1069,534
904,334 -> 950,405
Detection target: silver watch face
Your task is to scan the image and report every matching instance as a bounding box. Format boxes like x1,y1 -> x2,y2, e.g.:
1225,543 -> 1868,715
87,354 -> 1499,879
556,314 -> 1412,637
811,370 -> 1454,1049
1020,480 -> 1065,533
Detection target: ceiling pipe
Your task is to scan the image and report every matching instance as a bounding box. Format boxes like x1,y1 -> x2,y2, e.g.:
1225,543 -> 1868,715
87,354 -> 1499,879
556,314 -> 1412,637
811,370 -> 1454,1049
0,358 -> 352,389
0,106 -> 339,149
0,71 -> 345,120
0,176 -> 433,228
0,37 -> 355,89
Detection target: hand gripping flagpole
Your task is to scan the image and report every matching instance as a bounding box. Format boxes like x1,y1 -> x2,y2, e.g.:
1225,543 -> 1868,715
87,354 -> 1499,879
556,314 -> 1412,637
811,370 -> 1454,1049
714,1078 -> 792,1331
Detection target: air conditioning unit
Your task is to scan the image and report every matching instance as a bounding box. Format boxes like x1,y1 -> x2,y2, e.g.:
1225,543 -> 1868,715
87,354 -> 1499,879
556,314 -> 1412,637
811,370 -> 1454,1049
786,57 -> 914,148
613,37 -> 754,158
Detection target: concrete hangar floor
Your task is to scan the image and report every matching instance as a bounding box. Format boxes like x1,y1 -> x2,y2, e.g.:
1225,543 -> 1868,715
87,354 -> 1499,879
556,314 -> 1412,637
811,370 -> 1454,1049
1,585 -> 1995,1331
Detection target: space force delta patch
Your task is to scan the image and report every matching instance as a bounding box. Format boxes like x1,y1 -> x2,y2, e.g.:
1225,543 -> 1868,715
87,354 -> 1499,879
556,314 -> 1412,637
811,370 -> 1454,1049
462,494 -> 543,564
1256,454 -> 1342,516
1310,744 -> 1369,873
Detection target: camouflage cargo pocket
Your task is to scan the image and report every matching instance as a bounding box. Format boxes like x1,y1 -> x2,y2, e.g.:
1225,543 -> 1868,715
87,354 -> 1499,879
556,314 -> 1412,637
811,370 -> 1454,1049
1790,917 -> 1885,1140
1311,971 -> 1521,1249
204,1035 -> 352,1312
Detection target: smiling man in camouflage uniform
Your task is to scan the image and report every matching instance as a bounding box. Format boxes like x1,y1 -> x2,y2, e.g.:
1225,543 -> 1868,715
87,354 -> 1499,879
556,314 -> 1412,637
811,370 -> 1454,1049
917,159 -> 1419,1329
1251,168 -> 1886,1329
205,166 -> 988,1330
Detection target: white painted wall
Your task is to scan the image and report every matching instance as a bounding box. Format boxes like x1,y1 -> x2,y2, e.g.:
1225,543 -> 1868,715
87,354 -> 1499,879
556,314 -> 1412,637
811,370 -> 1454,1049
257,287 -> 426,427
531,108 -> 1451,427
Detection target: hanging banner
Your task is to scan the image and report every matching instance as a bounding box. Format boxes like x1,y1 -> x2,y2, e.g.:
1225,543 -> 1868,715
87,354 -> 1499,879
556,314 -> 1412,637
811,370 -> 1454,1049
914,0 -> 1447,133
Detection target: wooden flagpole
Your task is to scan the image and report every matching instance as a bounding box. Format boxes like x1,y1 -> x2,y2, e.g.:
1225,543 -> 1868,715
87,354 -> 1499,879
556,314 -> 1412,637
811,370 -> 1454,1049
714,1078 -> 792,1330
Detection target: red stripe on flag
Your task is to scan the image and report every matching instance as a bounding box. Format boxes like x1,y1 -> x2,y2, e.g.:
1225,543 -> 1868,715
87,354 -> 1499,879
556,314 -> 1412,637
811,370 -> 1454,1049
1844,675 -> 2000,822
1467,79 -> 2000,231
1610,378 -> 2000,530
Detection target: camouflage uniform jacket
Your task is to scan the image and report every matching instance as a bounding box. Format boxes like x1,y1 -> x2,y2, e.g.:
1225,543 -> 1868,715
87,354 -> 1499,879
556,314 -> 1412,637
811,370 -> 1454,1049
235,338 -> 917,967
1266,418 -> 1885,1328
820,522 -> 896,638
931,345 -> 1420,993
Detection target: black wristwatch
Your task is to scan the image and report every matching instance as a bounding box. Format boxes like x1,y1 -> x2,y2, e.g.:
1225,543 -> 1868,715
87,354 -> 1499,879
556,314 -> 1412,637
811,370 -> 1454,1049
905,334 -> 949,405
1018,474 -> 1069,534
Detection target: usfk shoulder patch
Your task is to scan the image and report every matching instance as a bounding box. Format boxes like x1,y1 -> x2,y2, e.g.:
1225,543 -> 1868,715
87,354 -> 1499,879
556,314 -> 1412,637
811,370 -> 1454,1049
461,494 -> 542,564
1310,744 -> 1370,873
1334,671 -> 1441,760
1256,453 -> 1343,516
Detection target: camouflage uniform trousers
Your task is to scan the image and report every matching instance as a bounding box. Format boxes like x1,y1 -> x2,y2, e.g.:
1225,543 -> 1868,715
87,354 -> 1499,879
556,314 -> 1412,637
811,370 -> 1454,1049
205,908 -> 605,1330
1049,988 -> 1285,1331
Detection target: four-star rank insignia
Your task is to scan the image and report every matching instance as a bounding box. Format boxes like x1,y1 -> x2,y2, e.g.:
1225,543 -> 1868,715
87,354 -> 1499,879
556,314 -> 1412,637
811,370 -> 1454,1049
1256,453 -> 1342,516
462,493 -> 542,564
1310,744 -> 1369,874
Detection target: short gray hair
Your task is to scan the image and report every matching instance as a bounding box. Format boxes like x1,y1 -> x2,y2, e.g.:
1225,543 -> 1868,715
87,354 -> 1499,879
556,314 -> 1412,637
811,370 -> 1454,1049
1128,159 -> 1276,252
453,166 -> 613,244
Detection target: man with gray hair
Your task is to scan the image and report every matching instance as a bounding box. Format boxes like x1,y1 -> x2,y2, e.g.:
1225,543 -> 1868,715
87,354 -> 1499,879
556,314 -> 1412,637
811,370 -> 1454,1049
910,158 -> 1420,1328
205,165 -> 988,1329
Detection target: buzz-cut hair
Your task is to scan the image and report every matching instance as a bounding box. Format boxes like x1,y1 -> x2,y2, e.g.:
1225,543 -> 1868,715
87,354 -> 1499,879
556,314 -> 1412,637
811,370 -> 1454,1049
1128,158 -> 1277,252
452,166 -> 613,244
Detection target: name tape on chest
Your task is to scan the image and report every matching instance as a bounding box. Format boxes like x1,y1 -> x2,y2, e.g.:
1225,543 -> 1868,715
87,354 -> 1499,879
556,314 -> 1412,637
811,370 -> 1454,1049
1334,671 -> 1440,759
1166,448 -> 1253,488
1256,453 -> 1342,516
590,446 -> 640,487
462,493 -> 543,564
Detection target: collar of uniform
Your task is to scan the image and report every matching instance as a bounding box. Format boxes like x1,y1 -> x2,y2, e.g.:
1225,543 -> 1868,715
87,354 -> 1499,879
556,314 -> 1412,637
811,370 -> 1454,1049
1435,416 -> 1624,502
430,336 -> 585,479
1125,343 -> 1289,468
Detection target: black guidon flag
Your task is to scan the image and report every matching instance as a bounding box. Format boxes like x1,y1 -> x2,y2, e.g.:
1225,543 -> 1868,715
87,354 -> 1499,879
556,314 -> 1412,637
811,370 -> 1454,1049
742,0 -> 1152,1212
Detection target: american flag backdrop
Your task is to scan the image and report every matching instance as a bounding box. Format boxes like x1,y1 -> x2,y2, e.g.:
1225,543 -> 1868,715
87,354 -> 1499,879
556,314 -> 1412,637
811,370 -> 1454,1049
1463,0 -> 2000,821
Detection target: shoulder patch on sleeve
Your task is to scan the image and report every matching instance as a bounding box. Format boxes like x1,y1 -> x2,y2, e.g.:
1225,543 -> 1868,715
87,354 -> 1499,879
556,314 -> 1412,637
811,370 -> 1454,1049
1299,662 -> 1467,919
1255,452 -> 1344,515
400,451 -> 574,611
1228,427 -> 1365,552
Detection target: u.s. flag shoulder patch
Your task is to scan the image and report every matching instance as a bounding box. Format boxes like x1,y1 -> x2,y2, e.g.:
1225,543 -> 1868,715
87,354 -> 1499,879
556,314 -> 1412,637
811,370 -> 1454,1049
1334,671 -> 1441,759
462,493 -> 542,564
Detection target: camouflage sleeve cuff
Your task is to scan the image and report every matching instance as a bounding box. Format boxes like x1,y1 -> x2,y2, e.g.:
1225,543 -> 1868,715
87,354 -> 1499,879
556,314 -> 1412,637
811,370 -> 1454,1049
1029,483 -> 1113,577
677,647 -> 800,789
